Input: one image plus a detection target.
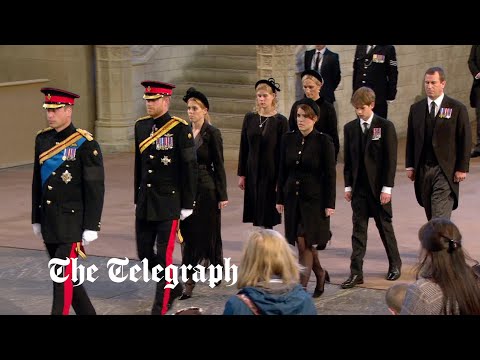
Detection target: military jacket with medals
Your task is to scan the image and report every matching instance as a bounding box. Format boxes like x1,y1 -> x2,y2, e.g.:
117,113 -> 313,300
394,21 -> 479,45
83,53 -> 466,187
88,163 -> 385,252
134,112 -> 197,222
31,123 -> 105,244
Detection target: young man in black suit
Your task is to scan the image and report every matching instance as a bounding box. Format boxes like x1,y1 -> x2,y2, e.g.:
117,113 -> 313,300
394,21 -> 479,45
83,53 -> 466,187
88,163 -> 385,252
342,87 -> 402,289
304,45 -> 341,104
352,45 -> 398,119
405,67 -> 471,221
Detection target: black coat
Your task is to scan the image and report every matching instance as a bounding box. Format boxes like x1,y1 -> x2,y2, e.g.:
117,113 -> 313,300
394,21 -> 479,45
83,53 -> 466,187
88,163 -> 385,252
180,121 -> 227,266
344,115 -> 397,216
238,112 -> 288,227
352,45 -> 398,103
288,97 -> 339,161
31,123 -> 105,244
134,112 -> 197,221
304,48 -> 341,103
277,130 -> 336,249
405,95 -> 471,210
468,45 -> 480,108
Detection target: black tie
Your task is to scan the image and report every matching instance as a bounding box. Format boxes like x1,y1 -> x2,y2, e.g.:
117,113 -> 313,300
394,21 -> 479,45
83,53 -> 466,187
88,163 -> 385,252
362,122 -> 369,134
430,101 -> 436,119
314,52 -> 321,72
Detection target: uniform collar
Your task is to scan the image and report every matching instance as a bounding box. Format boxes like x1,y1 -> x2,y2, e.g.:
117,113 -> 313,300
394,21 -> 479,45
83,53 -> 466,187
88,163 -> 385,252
153,111 -> 172,125
54,123 -> 76,141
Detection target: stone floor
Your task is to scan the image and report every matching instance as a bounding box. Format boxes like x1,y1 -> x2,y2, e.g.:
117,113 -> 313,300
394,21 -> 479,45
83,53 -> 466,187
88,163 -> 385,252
1,139 -> 479,315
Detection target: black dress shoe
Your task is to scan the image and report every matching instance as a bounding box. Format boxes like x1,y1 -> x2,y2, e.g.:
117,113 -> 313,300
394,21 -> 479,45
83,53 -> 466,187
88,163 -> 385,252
471,150 -> 480,158
386,267 -> 401,281
341,274 -> 364,289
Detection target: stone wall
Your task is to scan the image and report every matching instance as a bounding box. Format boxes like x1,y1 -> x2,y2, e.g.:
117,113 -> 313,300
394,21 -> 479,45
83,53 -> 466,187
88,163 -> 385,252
326,45 -> 474,151
0,45 -> 95,132
0,45 -> 95,168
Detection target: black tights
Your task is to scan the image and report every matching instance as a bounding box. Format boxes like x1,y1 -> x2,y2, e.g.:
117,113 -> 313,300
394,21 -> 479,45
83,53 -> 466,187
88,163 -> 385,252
297,237 -> 324,290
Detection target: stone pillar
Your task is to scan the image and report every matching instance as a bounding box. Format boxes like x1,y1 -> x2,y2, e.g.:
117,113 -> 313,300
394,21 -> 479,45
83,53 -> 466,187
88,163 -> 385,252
95,45 -> 135,152
256,45 -> 296,116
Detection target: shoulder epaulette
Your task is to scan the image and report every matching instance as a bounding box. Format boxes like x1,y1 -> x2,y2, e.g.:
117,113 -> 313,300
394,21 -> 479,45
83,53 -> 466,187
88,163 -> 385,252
76,128 -> 93,141
37,127 -> 53,135
136,115 -> 152,122
171,116 -> 189,126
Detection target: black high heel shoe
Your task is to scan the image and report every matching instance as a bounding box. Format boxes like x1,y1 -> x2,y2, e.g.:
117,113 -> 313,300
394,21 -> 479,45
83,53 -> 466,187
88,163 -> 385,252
179,279 -> 195,300
313,269 -> 329,298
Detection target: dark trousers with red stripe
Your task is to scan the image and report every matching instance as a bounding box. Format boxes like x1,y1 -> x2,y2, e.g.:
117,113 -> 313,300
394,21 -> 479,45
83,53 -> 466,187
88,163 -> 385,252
135,218 -> 182,315
45,243 -> 96,315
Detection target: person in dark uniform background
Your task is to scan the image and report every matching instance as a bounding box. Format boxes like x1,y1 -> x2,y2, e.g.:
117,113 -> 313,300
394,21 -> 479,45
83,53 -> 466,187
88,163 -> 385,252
468,45 -> 480,158
32,87 -> 105,315
178,87 -> 228,300
288,69 -> 340,161
342,87 -> 402,289
277,98 -> 336,298
134,80 -> 198,315
304,45 -> 341,104
352,45 -> 398,119
405,67 -> 471,221
237,78 -> 288,229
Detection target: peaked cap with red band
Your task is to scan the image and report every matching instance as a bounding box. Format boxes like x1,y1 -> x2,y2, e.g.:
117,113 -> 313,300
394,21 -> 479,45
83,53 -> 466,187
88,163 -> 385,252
141,80 -> 176,100
41,87 -> 80,109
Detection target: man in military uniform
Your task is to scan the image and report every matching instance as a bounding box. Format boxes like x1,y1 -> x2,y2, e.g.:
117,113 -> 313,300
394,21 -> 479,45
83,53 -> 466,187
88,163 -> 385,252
134,80 -> 198,315
31,88 -> 105,315
353,45 -> 398,119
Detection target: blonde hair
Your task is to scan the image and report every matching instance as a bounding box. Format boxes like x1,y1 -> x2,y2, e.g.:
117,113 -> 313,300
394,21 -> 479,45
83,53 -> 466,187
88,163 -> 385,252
301,74 -> 322,87
254,83 -> 278,112
237,229 -> 300,288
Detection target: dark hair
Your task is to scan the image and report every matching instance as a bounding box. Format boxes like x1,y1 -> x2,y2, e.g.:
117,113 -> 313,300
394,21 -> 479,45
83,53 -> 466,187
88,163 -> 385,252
416,218 -> 480,314
296,98 -> 320,118
425,66 -> 446,82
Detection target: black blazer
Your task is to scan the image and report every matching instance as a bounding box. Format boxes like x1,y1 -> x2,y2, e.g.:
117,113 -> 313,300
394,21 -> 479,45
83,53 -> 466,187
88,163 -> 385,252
277,130 -> 336,248
196,122 -> 228,201
31,123 -> 105,244
405,95 -> 471,210
344,115 -> 398,202
304,48 -> 341,103
468,45 -> 480,108
352,45 -> 398,103
134,112 -> 198,221
288,97 -> 339,161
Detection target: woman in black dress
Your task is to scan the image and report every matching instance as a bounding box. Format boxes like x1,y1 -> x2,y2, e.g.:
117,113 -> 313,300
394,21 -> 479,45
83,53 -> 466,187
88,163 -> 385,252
276,98 -> 336,297
237,78 -> 289,229
179,88 -> 228,299
288,69 -> 339,161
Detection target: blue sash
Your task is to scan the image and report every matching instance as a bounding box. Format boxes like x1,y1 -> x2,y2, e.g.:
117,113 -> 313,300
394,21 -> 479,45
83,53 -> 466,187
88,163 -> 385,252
41,137 -> 86,187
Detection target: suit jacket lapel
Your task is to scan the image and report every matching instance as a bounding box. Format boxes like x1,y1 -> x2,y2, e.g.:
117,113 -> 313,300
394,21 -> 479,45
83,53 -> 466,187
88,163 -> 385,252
306,49 -> 314,68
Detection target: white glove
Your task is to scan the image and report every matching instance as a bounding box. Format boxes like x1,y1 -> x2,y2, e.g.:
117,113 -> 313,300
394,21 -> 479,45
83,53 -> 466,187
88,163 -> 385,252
180,209 -> 193,221
82,230 -> 98,246
32,223 -> 42,238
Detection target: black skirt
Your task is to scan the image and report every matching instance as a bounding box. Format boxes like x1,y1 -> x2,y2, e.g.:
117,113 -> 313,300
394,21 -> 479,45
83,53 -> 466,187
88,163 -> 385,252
180,168 -> 223,268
